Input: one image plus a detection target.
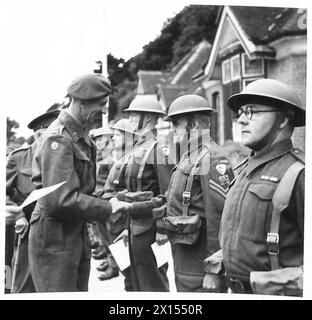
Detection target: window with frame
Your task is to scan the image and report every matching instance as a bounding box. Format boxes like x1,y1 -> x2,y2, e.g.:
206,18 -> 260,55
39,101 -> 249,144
212,91 -> 220,110
242,53 -> 264,77
222,60 -> 231,84
230,55 -> 241,81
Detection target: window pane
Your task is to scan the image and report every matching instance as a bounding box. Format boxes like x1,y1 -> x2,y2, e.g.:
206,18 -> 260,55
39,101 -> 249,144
243,54 -> 263,75
231,55 -> 241,80
222,60 -> 231,83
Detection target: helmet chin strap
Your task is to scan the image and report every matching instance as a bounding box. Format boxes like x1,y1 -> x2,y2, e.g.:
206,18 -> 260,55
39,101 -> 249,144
137,113 -> 145,132
253,116 -> 287,153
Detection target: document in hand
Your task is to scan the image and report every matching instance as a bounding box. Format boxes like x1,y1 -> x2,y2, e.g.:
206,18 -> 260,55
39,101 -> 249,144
109,239 -> 131,271
19,180 -> 67,209
151,241 -> 171,268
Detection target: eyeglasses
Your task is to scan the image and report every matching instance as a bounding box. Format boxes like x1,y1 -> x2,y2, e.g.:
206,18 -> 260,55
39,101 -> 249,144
237,106 -> 281,120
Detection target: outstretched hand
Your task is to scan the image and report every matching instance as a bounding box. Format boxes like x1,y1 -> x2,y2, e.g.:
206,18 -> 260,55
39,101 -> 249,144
109,197 -> 132,214
156,233 -> 168,246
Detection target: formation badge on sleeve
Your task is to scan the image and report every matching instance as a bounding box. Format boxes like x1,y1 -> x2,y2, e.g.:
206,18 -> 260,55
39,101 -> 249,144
51,142 -> 59,150
216,163 -> 226,175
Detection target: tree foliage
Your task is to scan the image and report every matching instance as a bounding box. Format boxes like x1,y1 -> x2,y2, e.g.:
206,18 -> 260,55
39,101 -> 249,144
7,117 -> 19,142
107,5 -> 220,119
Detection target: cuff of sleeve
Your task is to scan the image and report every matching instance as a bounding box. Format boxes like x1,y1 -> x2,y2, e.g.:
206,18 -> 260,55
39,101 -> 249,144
155,218 -> 168,234
99,200 -> 112,222
15,211 -> 26,221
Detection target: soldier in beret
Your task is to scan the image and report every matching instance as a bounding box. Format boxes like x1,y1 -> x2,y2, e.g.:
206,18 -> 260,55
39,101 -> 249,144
28,73 -> 131,292
6,109 -> 60,293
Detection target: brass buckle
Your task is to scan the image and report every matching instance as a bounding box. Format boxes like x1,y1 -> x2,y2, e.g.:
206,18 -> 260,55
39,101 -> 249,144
267,232 -> 279,255
182,191 -> 191,206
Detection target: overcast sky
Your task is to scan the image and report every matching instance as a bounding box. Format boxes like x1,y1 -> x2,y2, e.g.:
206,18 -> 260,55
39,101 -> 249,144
0,0 -> 188,138
0,0 -> 309,139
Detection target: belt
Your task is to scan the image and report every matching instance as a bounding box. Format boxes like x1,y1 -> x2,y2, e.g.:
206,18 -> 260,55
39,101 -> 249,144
226,276 -> 253,294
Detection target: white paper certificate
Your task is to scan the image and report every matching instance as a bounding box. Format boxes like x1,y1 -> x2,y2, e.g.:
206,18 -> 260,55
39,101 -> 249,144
109,239 -> 131,271
151,241 -> 171,268
19,180 -> 67,209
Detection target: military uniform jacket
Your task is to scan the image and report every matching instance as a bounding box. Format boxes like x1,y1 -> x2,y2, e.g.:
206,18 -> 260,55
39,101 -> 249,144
31,111 -> 112,251
6,143 -> 36,220
166,137 -> 233,256
124,130 -> 172,236
220,139 -> 304,282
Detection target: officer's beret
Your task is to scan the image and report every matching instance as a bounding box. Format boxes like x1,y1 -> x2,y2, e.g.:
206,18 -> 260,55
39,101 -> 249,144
67,73 -> 112,101
27,110 -> 60,131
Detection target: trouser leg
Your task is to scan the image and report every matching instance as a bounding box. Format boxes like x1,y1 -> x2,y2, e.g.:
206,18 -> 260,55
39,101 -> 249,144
131,229 -> 169,292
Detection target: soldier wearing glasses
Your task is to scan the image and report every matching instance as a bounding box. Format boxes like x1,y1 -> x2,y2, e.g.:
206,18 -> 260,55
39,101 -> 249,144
205,79 -> 305,294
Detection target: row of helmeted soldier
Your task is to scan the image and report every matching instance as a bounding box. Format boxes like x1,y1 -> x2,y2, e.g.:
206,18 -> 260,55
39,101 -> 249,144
6,73 -> 305,296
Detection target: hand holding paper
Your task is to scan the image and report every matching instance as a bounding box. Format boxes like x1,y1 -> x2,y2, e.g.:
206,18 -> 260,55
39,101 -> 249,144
109,238 -> 130,271
151,241 -> 171,268
110,197 -> 132,214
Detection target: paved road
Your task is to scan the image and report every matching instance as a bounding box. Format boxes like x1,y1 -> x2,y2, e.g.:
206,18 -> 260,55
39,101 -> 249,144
88,242 -> 177,293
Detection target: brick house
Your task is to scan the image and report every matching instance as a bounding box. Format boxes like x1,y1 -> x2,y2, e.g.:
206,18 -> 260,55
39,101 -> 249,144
200,6 -> 307,149
134,5 -> 307,151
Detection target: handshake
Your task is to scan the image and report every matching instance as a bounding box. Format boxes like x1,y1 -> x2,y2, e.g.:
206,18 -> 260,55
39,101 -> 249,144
109,197 -> 133,214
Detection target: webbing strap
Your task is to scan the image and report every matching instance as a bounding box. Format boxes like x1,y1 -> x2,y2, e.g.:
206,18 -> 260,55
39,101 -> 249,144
113,152 -> 132,192
182,148 -> 209,216
136,140 -> 157,192
267,161 -> 304,270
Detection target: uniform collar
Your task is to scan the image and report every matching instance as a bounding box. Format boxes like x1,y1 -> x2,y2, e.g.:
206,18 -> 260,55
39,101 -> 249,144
59,110 -> 91,146
246,139 -> 293,177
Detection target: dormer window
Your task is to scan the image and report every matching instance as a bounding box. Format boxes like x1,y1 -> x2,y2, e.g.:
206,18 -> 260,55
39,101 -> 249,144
222,60 -> 231,84
222,53 -> 265,85
230,55 -> 241,81
242,53 -> 264,77
222,54 -> 241,84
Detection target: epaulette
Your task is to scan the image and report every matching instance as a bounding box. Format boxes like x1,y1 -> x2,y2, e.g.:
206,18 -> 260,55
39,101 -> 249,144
8,145 -> 31,157
234,156 -> 249,171
290,148 -> 305,164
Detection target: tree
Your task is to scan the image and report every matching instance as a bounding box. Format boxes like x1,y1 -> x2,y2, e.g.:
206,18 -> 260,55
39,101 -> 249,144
7,117 -> 19,142
107,5 -> 221,120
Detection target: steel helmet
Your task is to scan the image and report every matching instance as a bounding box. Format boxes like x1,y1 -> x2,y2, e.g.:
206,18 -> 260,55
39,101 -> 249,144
110,118 -> 135,134
124,95 -> 166,115
92,126 -> 113,139
167,94 -> 214,118
228,79 -> 305,127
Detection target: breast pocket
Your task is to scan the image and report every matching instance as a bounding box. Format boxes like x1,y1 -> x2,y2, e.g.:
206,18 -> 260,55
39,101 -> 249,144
240,183 -> 276,242
19,167 -> 33,194
73,148 -> 91,177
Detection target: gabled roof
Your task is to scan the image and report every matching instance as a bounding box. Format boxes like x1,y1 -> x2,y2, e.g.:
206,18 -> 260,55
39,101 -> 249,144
137,70 -> 170,95
169,40 -> 212,85
230,6 -> 307,44
157,84 -> 189,110
204,5 -> 307,79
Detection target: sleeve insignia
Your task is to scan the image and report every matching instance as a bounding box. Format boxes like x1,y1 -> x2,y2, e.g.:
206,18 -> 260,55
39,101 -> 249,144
216,163 -> 227,175
51,142 -> 59,150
